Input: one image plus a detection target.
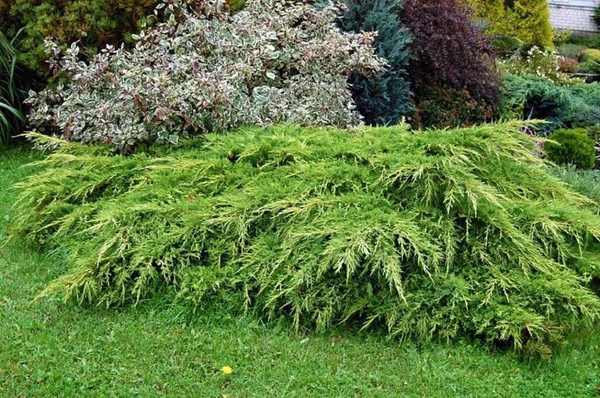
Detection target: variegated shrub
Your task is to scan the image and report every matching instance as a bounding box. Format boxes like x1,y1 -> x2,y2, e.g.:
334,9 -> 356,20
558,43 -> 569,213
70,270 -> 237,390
27,0 -> 385,150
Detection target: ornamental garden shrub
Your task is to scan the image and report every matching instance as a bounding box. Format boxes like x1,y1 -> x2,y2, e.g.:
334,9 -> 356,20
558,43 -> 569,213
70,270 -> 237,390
0,0 -> 247,77
500,46 -> 581,86
564,34 -> 600,51
0,0 -> 162,74
26,0 -> 384,151
577,60 -> 600,74
501,74 -> 600,133
490,35 -> 524,58
552,28 -> 572,47
578,49 -> 600,73
557,44 -> 586,60
11,122 -> 600,355
410,85 -> 493,128
336,0 -> 502,128
503,0 -> 553,48
557,57 -> 578,74
337,0 -> 412,126
402,0 -> 500,128
467,0 -> 553,48
581,49 -> 600,64
545,128 -> 596,169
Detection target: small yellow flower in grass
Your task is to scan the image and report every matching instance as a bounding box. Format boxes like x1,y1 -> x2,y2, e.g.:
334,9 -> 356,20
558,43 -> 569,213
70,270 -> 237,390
221,366 -> 233,375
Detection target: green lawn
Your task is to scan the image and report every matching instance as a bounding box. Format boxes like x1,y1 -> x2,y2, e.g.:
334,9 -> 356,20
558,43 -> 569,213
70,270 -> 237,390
1,147 -> 600,397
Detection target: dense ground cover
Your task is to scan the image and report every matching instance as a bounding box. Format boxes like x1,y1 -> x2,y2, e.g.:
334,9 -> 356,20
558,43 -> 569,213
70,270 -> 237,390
9,123 -> 600,355
2,147 -> 600,396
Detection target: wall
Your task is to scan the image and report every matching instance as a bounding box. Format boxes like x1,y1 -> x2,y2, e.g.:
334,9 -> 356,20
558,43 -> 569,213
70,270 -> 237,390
549,0 -> 600,33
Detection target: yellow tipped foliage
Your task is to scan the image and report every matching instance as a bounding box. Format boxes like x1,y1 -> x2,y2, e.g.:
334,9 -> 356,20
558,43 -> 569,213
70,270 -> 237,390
467,0 -> 553,47
11,123 -> 600,353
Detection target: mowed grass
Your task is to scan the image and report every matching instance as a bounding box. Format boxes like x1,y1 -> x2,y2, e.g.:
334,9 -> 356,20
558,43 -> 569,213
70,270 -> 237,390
1,147 -> 599,397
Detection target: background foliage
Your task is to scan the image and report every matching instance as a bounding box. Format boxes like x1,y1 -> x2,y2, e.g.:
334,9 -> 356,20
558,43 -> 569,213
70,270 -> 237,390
337,0 -> 412,126
0,30 -> 28,146
501,73 -> 600,134
545,128 -> 596,169
0,0 -> 163,74
403,0 -> 500,128
468,0 -> 553,47
500,46 -> 581,86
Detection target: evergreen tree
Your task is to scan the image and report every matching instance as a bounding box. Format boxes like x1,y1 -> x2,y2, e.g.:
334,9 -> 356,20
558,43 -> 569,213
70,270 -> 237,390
338,0 -> 412,125
467,0 -> 553,47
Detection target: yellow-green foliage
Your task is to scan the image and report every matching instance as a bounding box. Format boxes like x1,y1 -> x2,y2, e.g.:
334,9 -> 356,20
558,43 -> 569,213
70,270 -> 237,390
466,0 -> 504,20
578,49 -> 600,73
552,28 -> 572,46
10,123 -> 600,354
0,0 -> 161,73
545,128 -> 596,169
581,49 -> 600,63
467,0 -> 553,47
226,0 -> 246,12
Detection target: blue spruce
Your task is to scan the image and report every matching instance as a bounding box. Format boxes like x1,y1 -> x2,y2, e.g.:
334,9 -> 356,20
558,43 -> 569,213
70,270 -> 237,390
338,0 -> 413,125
